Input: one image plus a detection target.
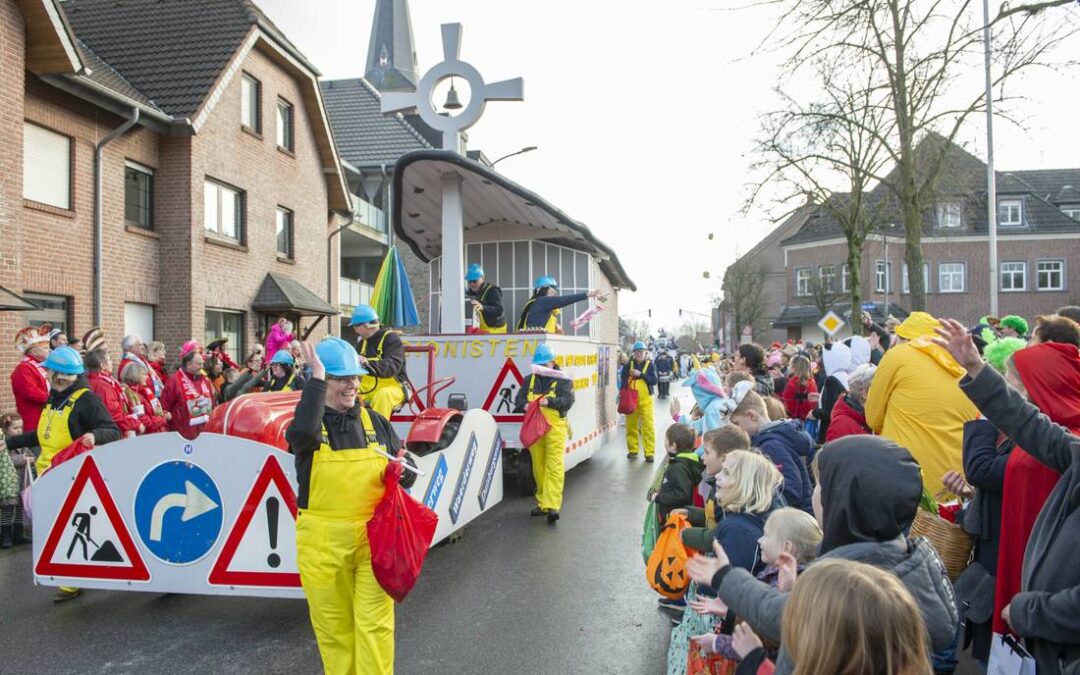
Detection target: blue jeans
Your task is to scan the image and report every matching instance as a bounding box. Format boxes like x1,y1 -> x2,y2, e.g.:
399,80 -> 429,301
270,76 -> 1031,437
931,620 -> 963,673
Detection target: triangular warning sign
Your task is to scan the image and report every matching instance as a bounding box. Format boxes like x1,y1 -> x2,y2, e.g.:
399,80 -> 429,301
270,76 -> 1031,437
35,455 -> 150,582
208,455 -> 300,588
481,358 -> 527,422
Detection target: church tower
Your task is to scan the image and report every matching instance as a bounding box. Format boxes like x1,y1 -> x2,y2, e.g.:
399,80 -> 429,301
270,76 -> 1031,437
365,0 -> 419,92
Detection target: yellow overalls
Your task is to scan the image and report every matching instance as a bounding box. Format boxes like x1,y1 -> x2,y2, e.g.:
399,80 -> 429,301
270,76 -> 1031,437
297,407 -> 394,675
475,285 -> 507,334
36,388 -> 89,476
525,375 -> 568,511
625,360 -> 655,459
359,331 -> 406,419
516,298 -> 561,334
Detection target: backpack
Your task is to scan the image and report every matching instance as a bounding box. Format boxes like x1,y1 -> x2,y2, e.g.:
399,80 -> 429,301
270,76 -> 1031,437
646,512 -> 691,599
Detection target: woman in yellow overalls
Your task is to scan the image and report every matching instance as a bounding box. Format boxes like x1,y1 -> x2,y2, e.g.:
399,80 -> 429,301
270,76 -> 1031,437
288,338 -> 416,675
4,345 -> 121,602
515,276 -> 608,334
349,304 -> 407,420
514,344 -> 575,524
465,264 -> 507,334
620,341 -> 658,462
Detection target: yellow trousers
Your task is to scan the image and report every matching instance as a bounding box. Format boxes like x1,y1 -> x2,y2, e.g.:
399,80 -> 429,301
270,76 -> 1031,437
361,377 -> 406,420
626,381 -> 655,458
297,514 -> 393,675
530,408 -> 567,511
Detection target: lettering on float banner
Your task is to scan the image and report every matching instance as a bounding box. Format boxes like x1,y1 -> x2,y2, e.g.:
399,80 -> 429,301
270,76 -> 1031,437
449,433 -> 479,524
405,338 -> 540,360
423,454 -> 449,511
478,431 -> 502,510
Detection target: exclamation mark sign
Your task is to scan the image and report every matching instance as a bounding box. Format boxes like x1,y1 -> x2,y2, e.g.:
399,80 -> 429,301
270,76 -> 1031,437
265,497 -> 281,568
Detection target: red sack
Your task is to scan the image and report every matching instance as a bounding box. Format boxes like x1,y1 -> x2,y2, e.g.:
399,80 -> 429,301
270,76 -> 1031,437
618,385 -> 639,415
50,440 -> 92,471
519,398 -> 551,448
367,459 -> 439,603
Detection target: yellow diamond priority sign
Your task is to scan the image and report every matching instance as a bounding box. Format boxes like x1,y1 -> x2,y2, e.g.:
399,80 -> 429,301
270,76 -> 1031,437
817,310 -> 846,337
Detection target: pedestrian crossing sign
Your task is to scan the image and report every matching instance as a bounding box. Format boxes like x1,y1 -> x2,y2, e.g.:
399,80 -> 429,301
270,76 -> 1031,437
35,455 -> 150,582
817,311 -> 846,337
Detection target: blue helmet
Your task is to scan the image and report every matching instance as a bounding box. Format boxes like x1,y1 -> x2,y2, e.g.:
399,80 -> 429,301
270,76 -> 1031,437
534,275 -> 558,291
632,341 -> 647,351
315,337 -> 368,377
269,351 -> 294,366
349,304 -> 379,326
533,343 -> 556,365
465,264 -> 485,282
44,345 -> 84,375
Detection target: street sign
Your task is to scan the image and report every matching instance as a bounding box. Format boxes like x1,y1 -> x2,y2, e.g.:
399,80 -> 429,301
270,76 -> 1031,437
861,302 -> 877,311
817,310 -> 846,337
134,460 -> 223,565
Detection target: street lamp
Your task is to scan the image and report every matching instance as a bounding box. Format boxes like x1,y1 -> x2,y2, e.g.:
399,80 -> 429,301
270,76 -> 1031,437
491,146 -> 538,167
882,222 -> 898,312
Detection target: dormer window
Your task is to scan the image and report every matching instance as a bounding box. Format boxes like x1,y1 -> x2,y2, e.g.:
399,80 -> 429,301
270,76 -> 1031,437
937,202 -> 962,229
998,199 -> 1023,227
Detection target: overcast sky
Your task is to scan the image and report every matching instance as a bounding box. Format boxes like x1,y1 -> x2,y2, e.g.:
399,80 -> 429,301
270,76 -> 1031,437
258,0 -> 1080,334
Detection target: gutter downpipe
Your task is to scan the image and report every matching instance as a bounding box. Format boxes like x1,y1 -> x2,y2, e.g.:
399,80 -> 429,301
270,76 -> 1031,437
328,220 -> 353,337
94,108 -> 140,326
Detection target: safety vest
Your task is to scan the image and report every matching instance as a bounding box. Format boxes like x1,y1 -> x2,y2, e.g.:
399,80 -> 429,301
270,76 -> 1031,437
517,298 -> 561,334
475,284 -> 507,334
526,375 -> 565,427
359,330 -> 405,395
36,387 -> 89,475
306,406 -> 388,518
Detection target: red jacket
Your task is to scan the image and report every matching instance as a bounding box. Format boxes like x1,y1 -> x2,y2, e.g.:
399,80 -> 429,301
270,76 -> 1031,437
781,377 -> 817,420
119,354 -> 164,396
127,384 -> 168,434
160,369 -> 215,440
10,357 -> 49,432
149,359 -> 168,382
88,372 -> 142,435
824,394 -> 871,442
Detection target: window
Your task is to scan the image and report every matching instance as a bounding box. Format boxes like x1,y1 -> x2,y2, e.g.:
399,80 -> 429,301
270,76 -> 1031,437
796,268 -> 812,297
939,262 -> 966,293
124,161 -> 154,228
23,122 -> 71,209
936,202 -> 962,229
276,207 -> 293,258
22,292 -> 69,333
998,199 -> 1023,227
204,179 -> 244,241
875,261 -> 893,293
902,263 -> 930,294
240,74 -> 261,132
818,265 -> 837,294
205,309 -> 244,363
124,303 -> 155,342
1063,207 -> 1080,221
276,99 -> 294,151
841,264 -> 850,293
1037,260 -> 1065,291
1000,262 -> 1027,292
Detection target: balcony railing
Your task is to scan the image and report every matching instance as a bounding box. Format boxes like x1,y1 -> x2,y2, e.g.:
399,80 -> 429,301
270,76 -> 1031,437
340,277 -> 374,307
351,195 -> 388,234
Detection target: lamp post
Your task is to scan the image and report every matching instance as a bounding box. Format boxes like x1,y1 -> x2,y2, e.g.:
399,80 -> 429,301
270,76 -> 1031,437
491,146 -> 538,167
983,0 -> 999,316
882,222 -> 897,313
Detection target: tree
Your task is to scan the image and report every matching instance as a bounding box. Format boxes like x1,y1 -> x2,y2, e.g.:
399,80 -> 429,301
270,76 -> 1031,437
618,317 -> 650,348
675,317 -> 710,353
762,0 -> 1078,309
806,264 -> 847,316
721,262 -> 769,343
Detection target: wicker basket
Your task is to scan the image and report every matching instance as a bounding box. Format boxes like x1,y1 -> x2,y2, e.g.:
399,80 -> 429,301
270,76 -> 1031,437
910,504 -> 974,582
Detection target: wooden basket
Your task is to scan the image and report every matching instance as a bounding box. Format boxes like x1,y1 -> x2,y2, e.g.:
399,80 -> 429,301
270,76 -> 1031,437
910,502 -> 973,582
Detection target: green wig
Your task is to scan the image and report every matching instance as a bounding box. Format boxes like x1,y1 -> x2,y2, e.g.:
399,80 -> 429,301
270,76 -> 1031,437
984,337 -> 1027,374
1000,315 -> 1029,336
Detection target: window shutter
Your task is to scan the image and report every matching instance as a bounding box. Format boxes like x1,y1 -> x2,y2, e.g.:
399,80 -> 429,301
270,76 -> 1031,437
23,123 -> 71,209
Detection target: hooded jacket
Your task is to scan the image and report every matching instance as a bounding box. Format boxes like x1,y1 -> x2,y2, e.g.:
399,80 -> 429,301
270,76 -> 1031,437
655,451 -> 704,520
865,336 -> 979,493
814,342 -> 851,442
752,420 -> 813,513
823,393 -> 870,442
711,436 -> 958,675
264,323 -> 294,362
960,362 -> 1080,675
683,368 -> 728,432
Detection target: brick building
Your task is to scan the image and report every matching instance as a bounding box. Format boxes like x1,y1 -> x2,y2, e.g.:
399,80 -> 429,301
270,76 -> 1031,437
2,0 -> 350,412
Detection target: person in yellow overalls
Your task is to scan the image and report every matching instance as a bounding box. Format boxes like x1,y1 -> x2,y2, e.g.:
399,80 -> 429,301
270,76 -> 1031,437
620,341 -> 658,462
465,264 -> 507,334
4,345 -> 121,603
515,276 -> 608,333
349,304 -> 406,419
265,350 -> 305,392
514,343 -> 575,524
288,338 -> 417,675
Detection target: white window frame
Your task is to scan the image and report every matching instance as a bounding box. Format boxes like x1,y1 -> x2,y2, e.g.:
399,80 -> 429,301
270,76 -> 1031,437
998,199 -> 1023,227
23,122 -> 72,209
204,178 -> 244,241
939,262 -> 966,293
796,268 -> 812,297
1037,259 -> 1065,291
1000,261 -> 1027,292
1063,207 -> 1080,221
240,73 -> 261,132
276,98 -> 294,151
841,264 -> 850,293
875,260 -> 893,293
901,262 -> 930,295
276,206 -> 293,259
205,308 -> 244,364
124,160 -> 155,229
124,302 -> 155,342
818,265 -> 837,294
937,201 -> 962,229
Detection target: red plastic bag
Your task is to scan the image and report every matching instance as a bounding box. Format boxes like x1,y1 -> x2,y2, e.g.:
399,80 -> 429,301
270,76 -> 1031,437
618,385 -> 639,415
367,459 -> 439,603
50,440 -> 91,471
519,398 -> 551,448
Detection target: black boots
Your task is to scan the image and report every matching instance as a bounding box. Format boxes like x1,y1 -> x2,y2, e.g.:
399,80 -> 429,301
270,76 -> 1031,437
0,524 -> 12,549
12,523 -> 31,545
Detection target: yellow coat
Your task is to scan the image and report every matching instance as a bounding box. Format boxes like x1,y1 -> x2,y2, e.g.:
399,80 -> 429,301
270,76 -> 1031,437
865,337 -> 979,494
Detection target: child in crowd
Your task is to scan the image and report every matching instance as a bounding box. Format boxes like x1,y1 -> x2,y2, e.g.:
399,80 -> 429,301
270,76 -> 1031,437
729,390 -> 814,513
781,355 -> 817,421
653,423 -> 704,522
763,397 -> 788,424
689,508 -> 823,663
684,426 -> 752,531
0,413 -> 32,548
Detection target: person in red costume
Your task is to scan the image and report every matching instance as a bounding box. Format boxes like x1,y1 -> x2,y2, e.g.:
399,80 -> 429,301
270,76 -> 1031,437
160,342 -> 214,440
119,334 -> 164,399
10,324 -> 53,433
82,328 -> 142,438
991,341 -> 1080,637
147,341 -> 168,382
119,360 -> 169,434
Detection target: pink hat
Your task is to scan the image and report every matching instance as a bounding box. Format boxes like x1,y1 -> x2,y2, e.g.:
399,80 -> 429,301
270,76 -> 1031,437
766,350 -> 783,367
180,340 -> 203,358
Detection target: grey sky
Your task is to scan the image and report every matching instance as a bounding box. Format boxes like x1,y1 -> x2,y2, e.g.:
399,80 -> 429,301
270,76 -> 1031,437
258,0 -> 1080,335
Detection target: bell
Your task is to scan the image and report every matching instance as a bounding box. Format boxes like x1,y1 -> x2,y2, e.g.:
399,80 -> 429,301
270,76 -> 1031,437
443,78 -> 463,110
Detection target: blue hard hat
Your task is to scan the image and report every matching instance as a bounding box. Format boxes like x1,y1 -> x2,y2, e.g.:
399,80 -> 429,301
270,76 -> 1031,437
44,345 -> 84,375
534,275 -> 558,290
632,341 -> 647,351
533,343 -> 556,365
269,351 -> 294,366
465,264 -> 485,282
349,304 -> 379,326
315,337 -> 368,377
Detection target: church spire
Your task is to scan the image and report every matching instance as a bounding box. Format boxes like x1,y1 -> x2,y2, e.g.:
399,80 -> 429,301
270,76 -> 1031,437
365,0 -> 418,92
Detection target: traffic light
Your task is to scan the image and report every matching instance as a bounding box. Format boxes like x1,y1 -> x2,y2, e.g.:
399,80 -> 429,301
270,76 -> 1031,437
678,309 -> 683,317
648,309 -> 652,318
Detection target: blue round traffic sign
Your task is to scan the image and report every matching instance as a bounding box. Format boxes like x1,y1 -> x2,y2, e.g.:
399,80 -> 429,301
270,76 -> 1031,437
134,461 -> 223,565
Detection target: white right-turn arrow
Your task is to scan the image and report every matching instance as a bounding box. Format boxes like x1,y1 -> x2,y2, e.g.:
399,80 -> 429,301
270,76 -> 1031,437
149,481 -> 219,542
